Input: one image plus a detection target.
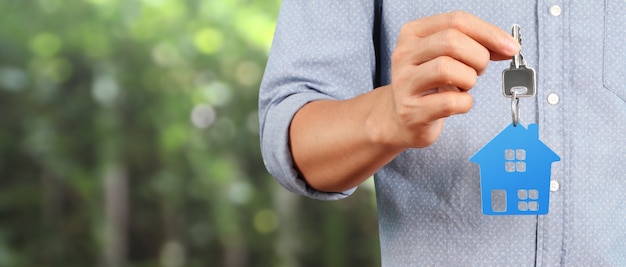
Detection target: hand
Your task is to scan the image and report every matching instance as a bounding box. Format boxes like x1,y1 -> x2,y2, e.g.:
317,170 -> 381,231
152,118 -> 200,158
370,11 -> 520,149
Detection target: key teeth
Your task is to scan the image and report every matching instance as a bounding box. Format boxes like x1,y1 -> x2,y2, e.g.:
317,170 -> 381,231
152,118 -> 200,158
511,24 -> 525,67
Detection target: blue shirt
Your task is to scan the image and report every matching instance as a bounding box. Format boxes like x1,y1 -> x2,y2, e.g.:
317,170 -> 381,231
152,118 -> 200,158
259,0 -> 626,265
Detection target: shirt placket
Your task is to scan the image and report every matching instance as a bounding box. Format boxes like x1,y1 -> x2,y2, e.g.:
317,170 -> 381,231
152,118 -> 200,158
535,0 -> 569,266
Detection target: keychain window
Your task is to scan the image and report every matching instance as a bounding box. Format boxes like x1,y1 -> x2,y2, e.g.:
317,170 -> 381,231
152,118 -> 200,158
505,149 -> 526,172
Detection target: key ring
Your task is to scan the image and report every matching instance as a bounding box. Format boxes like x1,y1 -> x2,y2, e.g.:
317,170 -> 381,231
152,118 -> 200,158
511,89 -> 521,127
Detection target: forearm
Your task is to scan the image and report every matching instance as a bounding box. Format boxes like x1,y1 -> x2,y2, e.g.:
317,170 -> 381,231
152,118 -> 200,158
285,12 -> 519,194
289,85 -> 404,192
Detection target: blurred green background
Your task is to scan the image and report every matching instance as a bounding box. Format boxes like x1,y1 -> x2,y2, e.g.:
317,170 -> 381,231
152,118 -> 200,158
0,0 -> 380,266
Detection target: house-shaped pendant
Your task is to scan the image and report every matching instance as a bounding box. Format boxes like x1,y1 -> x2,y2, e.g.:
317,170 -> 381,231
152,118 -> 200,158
470,123 -> 560,215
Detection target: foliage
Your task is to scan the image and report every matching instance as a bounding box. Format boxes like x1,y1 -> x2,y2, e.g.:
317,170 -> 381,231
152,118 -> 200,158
0,0 -> 380,266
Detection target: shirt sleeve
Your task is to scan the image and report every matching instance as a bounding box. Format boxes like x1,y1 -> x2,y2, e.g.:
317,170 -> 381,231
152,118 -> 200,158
258,0 -> 379,200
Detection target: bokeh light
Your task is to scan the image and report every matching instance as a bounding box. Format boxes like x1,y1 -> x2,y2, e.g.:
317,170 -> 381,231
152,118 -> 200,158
0,0 -> 380,266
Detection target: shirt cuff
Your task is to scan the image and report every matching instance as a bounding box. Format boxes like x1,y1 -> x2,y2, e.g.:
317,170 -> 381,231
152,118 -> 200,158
260,91 -> 357,200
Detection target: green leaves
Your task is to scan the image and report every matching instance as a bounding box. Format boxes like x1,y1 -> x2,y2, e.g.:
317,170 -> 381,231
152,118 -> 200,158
0,0 -> 380,266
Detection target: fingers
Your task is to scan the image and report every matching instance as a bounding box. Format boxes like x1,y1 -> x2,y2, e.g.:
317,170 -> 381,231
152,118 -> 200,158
391,56 -> 477,130
420,90 -> 474,122
385,11 -> 516,148
399,11 -> 520,59
395,90 -> 474,127
393,29 -> 491,76
392,11 -> 518,99
394,55 -> 478,96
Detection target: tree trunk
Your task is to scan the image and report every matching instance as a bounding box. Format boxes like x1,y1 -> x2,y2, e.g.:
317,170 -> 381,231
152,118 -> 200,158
102,164 -> 128,267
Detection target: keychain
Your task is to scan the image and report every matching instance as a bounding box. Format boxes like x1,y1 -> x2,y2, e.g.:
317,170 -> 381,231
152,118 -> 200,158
470,25 -> 560,215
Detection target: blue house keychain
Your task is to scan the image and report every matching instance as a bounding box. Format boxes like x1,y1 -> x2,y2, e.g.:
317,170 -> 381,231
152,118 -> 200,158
470,25 -> 560,215
470,124 -> 560,215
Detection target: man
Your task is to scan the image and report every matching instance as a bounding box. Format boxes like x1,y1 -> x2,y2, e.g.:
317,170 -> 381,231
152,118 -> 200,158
259,0 -> 625,265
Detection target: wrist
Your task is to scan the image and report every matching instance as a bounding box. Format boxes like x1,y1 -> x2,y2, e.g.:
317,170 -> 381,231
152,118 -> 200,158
363,85 -> 407,152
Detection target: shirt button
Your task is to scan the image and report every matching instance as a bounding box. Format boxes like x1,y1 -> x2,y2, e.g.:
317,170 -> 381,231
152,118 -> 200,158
550,5 -> 562,17
550,180 -> 560,192
547,93 -> 560,105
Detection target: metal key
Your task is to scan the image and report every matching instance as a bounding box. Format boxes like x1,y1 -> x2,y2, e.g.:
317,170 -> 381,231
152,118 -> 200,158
502,24 -> 536,98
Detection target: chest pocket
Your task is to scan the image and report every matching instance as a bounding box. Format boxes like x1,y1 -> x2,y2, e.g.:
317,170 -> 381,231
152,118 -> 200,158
604,0 -> 626,102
